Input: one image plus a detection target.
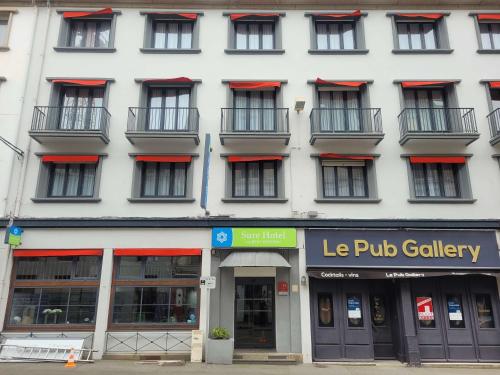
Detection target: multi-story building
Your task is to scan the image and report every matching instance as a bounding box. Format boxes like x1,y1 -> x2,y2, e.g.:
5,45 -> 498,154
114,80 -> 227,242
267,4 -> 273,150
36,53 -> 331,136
0,0 -> 500,366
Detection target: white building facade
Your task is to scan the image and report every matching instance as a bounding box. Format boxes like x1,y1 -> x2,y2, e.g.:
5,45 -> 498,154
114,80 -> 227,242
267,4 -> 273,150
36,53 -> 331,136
0,0 -> 500,365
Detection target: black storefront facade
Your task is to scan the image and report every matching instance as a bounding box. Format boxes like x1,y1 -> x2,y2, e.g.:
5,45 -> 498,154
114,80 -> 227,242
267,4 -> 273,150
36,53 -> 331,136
306,229 -> 500,364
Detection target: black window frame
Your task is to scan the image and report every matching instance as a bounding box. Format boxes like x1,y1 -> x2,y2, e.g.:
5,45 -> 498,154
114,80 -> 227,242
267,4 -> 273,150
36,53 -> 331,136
396,21 -> 439,50
231,160 -> 278,198
151,19 -> 194,49
234,20 -> 276,50
321,164 -> 369,198
67,18 -> 112,48
47,163 -> 97,198
411,163 -> 461,198
14,256 -> 102,281
146,86 -> 192,131
314,20 -> 357,50
479,22 -> 500,50
139,161 -> 188,198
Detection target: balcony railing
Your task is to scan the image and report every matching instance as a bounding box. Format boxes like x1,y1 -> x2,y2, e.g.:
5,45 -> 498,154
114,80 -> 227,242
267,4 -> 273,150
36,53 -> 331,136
30,106 -> 110,144
309,108 -> 383,145
220,108 -> 290,144
487,108 -> 500,145
126,107 -> 200,144
398,107 -> 479,145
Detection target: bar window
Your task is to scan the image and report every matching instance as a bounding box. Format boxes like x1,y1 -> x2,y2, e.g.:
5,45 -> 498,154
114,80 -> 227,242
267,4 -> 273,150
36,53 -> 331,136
117,256 -> 201,279
412,163 -> 460,198
47,163 -> 96,198
322,161 -> 368,198
397,22 -> 437,50
68,19 -> 111,48
391,14 -> 450,52
232,161 -> 277,198
152,20 -> 193,49
140,162 -> 187,198
476,294 -> 495,328
316,22 -> 355,50
318,293 -> 334,327
235,22 -> 274,50
15,256 -> 100,280
479,23 -> 500,50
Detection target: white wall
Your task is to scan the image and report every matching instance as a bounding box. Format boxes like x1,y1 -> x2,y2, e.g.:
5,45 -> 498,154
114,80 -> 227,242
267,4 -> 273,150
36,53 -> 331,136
8,8 -> 500,220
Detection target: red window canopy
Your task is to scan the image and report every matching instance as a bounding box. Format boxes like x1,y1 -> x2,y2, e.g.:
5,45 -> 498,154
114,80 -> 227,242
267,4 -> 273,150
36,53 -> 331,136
489,81 -> 500,89
142,77 -> 193,84
42,155 -> 99,164
52,79 -> 107,87
409,156 -> 466,164
315,78 -> 367,88
63,8 -> 113,19
230,13 -> 279,21
146,12 -> 198,20
477,14 -> 500,21
396,13 -> 443,20
228,155 -> 283,163
114,248 -> 202,257
135,155 -> 192,163
401,81 -> 454,88
14,249 -> 103,257
320,153 -> 374,160
313,10 -> 361,19
229,81 -> 281,90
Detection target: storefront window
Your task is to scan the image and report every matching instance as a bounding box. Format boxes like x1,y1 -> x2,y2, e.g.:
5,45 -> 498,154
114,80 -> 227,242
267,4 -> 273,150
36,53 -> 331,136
9,287 -> 97,325
318,293 -> 334,327
15,256 -> 100,280
370,295 -> 387,327
117,256 -> 201,279
416,296 -> 436,328
447,295 -> 465,328
476,294 -> 495,329
346,294 -> 363,327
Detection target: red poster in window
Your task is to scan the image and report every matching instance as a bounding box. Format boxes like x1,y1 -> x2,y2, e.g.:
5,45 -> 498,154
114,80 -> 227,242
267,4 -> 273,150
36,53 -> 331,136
416,297 -> 434,321
278,281 -> 289,296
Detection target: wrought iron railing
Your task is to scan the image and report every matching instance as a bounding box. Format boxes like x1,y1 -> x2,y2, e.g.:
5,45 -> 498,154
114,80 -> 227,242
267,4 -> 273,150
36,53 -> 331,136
31,106 -> 110,138
221,108 -> 289,134
487,108 -> 500,141
398,107 -> 478,139
310,108 -> 382,134
105,331 -> 191,353
127,107 -> 199,133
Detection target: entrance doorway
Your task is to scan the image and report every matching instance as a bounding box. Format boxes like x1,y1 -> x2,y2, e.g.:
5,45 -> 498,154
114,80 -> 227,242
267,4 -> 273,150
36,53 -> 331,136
234,277 -> 275,349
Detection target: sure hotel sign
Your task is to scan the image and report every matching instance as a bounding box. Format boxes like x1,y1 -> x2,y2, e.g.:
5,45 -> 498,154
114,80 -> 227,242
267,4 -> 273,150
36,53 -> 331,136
305,229 -> 500,269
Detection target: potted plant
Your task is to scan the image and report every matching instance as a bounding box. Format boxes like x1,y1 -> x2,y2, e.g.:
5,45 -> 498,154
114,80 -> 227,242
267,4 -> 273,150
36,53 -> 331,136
206,327 -> 233,365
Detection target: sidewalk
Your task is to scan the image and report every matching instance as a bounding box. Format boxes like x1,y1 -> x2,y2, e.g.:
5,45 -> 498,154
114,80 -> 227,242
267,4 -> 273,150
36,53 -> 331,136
1,361 -> 500,375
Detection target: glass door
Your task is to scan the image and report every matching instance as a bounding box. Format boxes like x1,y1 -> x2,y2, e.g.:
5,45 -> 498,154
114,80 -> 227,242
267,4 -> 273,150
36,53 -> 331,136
403,88 -> 448,132
234,277 -> 275,349
318,90 -> 361,132
147,87 -> 191,131
58,86 -> 104,130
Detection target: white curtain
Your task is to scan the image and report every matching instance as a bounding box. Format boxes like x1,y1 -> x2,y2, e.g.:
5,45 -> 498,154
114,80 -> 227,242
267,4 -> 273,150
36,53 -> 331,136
426,164 -> 441,197
318,91 -> 332,131
65,165 -> 80,196
336,167 -> 350,196
173,164 -> 186,196
442,164 -> 457,197
323,167 -> 336,197
81,165 -> 96,196
342,23 -> 355,49
233,163 -> 246,196
351,167 -> 366,196
409,23 -> 422,49
346,91 -> 361,131
413,164 -> 427,197
148,89 -> 163,130
50,165 -> 66,196
492,24 -> 500,49
89,88 -> 104,130
248,24 -> 259,49
163,89 -> 177,130
262,91 -> 275,131
157,164 -> 170,196
249,91 -> 261,131
97,21 -> 110,47
234,91 -> 247,131
177,89 -> 190,130
143,163 -> 157,196
262,23 -> 273,49
328,23 -> 341,49
70,21 -> 85,47
331,92 -> 345,132
430,89 -> 447,131
166,23 -> 179,49
262,162 -> 275,196
59,88 -> 76,130
247,162 -> 260,196
84,22 -> 97,48
154,22 -> 167,48
235,23 -> 247,49
397,23 -> 410,49
316,23 -> 328,50
180,23 -> 193,48
73,89 -> 89,130
422,23 -> 436,49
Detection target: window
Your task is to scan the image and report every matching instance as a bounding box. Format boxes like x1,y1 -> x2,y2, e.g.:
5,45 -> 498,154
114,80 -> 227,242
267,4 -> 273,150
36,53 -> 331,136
317,90 -> 361,132
7,255 -> 101,327
346,294 -> 363,327
140,162 -> 187,198
322,161 -> 368,198
403,88 -> 448,132
316,22 -> 355,50
58,86 -> 105,130
479,23 -> 500,50
235,22 -> 274,50
111,255 -> 201,326
68,19 -> 111,48
147,87 -> 191,131
48,163 -> 96,197
371,295 -> 387,327
233,90 -> 276,131
446,295 -> 465,328
318,293 -> 334,327
416,295 -> 436,328
412,163 -> 460,198
152,20 -> 193,49
0,12 -> 13,48
232,161 -> 277,198
476,294 -> 495,328
397,22 -> 437,50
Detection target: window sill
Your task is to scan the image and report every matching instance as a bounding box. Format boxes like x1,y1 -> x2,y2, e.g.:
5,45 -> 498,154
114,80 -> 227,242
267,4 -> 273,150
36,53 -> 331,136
308,49 -> 369,55
140,48 -> 201,54
0,46 -> 10,51
32,198 -> 101,203
224,49 -> 285,55
222,198 -> 288,203
128,198 -> 195,203
315,198 -> 381,203
392,49 -> 454,54
477,49 -> 500,54
53,47 -> 116,53
408,198 -> 476,204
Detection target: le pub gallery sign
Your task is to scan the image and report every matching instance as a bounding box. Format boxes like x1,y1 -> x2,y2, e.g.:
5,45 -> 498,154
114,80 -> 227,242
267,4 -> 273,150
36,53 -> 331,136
305,229 -> 500,270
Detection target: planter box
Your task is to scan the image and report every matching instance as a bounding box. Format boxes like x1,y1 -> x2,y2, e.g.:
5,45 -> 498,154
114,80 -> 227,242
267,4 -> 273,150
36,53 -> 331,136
206,338 -> 234,364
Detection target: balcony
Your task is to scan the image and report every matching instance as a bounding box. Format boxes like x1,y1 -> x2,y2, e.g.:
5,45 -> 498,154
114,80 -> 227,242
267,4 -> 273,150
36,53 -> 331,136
220,108 -> 290,145
488,108 -> 500,146
126,107 -> 200,145
398,108 -> 479,146
309,108 -> 384,145
29,106 -> 110,144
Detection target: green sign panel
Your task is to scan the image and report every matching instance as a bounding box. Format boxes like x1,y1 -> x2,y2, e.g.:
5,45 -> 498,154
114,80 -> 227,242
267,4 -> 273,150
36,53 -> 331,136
212,228 -> 297,248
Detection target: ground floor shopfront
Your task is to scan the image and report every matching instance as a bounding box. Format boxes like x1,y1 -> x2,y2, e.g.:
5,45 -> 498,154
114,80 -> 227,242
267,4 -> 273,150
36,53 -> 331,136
306,229 -> 500,364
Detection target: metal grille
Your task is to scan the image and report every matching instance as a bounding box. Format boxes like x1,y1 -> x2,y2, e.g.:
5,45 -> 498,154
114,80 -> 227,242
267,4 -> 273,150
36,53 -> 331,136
105,331 -> 191,353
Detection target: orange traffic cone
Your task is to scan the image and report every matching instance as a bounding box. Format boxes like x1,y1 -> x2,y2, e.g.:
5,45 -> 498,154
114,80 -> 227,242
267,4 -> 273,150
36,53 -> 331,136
65,348 -> 76,368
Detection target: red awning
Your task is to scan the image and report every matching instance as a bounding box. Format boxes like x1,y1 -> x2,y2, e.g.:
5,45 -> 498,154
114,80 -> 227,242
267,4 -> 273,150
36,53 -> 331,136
315,78 -> 367,88
229,81 -> 281,90
396,13 -> 443,20
230,13 -> 279,21
52,79 -> 107,87
228,155 -> 283,163
489,81 -> 500,89
401,81 -> 454,88
41,155 -> 99,164
14,249 -> 103,257
114,248 -> 202,256
63,8 -> 113,19
313,10 -> 361,19
135,155 -> 192,163
409,156 -> 466,164
477,14 -> 500,21
320,153 -> 374,160
142,77 -> 193,84
145,12 -> 198,20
